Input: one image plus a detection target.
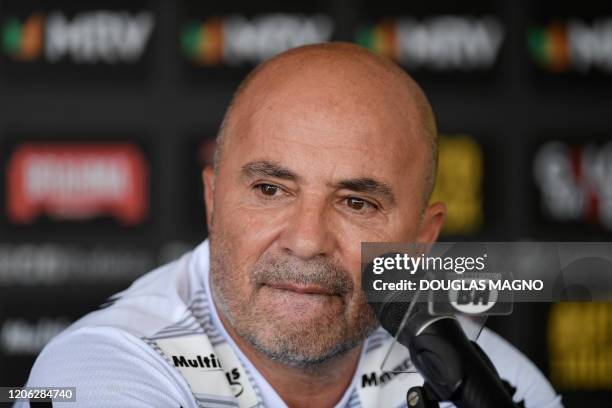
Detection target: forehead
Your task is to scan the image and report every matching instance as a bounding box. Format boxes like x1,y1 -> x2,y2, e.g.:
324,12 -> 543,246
219,60 -> 431,198
228,77 -> 427,182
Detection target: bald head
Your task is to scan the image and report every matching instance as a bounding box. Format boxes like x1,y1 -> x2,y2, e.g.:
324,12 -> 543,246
213,42 -> 438,208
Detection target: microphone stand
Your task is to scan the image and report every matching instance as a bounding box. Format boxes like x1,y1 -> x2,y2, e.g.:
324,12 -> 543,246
401,317 -> 519,408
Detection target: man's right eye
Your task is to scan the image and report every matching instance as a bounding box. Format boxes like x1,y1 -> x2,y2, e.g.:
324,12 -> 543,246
254,183 -> 280,196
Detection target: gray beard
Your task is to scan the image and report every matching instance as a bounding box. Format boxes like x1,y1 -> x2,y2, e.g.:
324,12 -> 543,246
208,234 -> 378,369
214,291 -> 374,369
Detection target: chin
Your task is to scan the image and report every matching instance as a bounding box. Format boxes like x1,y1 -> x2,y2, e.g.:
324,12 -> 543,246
247,326 -> 359,368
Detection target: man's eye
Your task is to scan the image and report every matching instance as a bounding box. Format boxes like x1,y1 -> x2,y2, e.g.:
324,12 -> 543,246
346,197 -> 376,212
256,183 -> 281,196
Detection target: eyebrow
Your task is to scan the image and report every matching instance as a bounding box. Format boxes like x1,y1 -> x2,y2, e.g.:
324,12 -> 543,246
240,160 -> 395,204
336,178 -> 395,205
241,160 -> 299,181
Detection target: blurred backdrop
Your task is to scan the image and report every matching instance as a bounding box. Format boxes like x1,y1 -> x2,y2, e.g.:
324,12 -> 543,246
0,0 -> 611,406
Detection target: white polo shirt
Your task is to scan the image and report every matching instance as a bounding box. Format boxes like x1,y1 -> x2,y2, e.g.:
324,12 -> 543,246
19,240 -> 563,408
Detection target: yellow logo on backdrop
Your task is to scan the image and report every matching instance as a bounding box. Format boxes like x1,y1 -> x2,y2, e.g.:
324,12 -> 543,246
430,135 -> 483,235
549,302 -> 612,389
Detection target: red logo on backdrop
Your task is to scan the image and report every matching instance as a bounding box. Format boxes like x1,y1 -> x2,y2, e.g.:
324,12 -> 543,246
7,143 -> 148,225
534,141 -> 612,229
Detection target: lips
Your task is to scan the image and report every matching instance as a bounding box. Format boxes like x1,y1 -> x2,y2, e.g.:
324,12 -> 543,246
265,282 -> 335,296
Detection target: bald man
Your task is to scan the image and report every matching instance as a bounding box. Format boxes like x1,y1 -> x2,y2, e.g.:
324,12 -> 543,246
21,43 -> 562,408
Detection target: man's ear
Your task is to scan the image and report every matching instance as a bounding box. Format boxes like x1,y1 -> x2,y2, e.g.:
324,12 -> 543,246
416,201 -> 446,243
202,166 -> 215,231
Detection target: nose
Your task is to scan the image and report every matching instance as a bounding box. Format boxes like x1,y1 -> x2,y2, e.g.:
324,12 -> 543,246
278,195 -> 336,260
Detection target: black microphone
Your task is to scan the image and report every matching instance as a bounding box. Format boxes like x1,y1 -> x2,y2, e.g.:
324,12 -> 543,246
366,282 -> 517,408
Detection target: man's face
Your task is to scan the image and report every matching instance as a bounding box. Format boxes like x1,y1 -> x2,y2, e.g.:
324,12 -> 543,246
204,65 -> 443,367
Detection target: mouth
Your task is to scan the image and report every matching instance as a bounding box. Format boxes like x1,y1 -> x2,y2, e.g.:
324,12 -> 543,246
265,282 -> 336,296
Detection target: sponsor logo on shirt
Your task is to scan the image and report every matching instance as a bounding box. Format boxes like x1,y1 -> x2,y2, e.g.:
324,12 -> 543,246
172,353 -> 223,370
361,357 -> 414,388
225,367 -> 244,397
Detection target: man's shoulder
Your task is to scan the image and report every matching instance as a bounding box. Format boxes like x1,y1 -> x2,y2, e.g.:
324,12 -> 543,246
477,326 -> 544,380
22,245 -> 211,407
24,325 -> 195,407
476,327 -> 563,408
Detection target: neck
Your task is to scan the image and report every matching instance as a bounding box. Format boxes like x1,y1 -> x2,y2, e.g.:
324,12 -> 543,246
217,310 -> 362,408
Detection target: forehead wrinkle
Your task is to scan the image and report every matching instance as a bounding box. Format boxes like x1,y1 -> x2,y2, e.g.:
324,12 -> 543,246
239,102 -> 377,159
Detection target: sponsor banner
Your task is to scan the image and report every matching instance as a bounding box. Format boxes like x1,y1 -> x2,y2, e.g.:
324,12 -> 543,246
0,243 -> 155,286
0,0 -> 155,80
548,302 -> 612,390
0,241 -> 198,287
527,3 -> 612,81
0,289 -> 116,385
532,138 -> 612,235
182,14 -> 334,66
528,18 -> 612,75
0,316 -> 70,355
430,135 -> 484,236
0,315 -> 72,385
358,0 -> 504,77
5,142 -> 149,226
357,16 -> 503,72
180,0 -> 336,81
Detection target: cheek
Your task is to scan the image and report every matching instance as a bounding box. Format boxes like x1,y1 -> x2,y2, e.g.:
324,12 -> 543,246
331,220 -> 385,294
220,206 -> 284,250
212,191 -> 286,276
333,212 -> 422,290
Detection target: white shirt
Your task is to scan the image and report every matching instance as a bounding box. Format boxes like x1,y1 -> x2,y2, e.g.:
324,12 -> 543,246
19,239 -> 563,408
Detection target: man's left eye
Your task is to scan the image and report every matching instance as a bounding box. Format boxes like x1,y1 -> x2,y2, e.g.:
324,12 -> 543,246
346,197 -> 376,212
255,183 -> 281,196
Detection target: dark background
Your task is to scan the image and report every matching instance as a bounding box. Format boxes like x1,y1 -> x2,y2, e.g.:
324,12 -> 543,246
0,0 -> 611,406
